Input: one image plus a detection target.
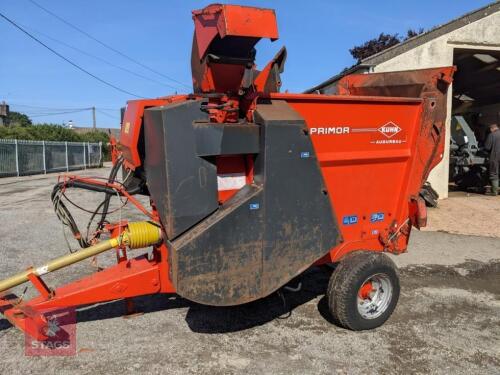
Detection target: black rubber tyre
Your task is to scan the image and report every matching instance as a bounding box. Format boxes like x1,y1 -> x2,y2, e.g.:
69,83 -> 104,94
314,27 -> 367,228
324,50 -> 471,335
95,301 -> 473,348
327,251 -> 400,331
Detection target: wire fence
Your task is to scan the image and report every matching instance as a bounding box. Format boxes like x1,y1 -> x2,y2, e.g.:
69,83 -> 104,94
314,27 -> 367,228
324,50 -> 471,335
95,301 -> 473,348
0,139 -> 102,177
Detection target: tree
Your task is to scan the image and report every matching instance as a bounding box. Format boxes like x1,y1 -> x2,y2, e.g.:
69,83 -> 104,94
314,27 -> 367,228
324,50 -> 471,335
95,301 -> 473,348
349,33 -> 400,63
0,111 -> 111,160
6,111 -> 32,127
405,28 -> 424,41
349,28 -> 425,63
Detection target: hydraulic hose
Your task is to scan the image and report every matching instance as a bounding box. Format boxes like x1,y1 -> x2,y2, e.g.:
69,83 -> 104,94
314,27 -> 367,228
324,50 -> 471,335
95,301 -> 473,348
50,158 -> 141,248
96,158 -> 123,234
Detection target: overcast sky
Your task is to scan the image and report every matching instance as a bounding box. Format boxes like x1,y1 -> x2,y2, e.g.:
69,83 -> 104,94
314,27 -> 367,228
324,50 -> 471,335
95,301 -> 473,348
0,0 -> 493,127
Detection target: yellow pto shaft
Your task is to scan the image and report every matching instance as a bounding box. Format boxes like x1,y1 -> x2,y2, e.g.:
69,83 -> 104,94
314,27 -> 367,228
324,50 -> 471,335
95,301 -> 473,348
0,221 -> 162,293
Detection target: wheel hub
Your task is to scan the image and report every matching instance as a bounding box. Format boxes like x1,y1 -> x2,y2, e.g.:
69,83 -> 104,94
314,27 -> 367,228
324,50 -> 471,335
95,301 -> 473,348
357,273 -> 393,320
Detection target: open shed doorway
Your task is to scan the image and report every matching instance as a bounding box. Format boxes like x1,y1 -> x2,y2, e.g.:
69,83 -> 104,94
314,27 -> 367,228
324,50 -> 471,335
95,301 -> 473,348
449,48 -> 500,193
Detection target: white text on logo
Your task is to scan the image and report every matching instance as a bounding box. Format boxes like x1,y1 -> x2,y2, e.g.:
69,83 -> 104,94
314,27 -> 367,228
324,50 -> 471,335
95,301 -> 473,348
378,122 -> 401,138
309,127 -> 350,135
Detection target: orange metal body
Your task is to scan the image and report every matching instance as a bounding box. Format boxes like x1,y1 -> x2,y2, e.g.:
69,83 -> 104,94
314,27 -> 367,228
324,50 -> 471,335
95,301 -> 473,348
120,96 -> 187,169
118,86 -> 448,264
273,93 -> 438,261
192,4 -> 278,59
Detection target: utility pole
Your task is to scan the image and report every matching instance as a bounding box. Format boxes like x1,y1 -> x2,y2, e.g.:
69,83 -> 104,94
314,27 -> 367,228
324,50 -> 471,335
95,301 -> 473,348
0,101 -> 9,127
92,106 -> 96,131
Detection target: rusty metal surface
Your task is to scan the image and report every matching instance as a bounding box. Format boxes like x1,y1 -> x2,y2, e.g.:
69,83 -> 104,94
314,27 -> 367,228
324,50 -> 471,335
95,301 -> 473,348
337,67 -> 455,185
254,101 -> 340,298
191,4 -> 278,94
143,100 -> 219,240
171,186 -> 265,306
169,101 -> 339,306
192,4 -> 278,59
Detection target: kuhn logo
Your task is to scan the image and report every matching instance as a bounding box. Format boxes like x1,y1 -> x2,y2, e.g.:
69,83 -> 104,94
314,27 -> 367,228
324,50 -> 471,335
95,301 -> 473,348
378,122 -> 401,138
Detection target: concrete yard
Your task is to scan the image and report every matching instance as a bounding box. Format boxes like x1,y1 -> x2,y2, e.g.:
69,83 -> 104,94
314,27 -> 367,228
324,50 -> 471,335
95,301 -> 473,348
0,167 -> 499,374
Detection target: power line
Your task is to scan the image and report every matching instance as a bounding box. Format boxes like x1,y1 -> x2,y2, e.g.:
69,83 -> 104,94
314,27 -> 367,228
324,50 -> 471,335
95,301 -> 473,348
10,103 -> 120,112
11,104 -> 90,111
19,23 -> 180,91
96,109 -> 119,120
15,106 -> 120,123
28,0 -> 191,90
26,110 -> 88,116
0,12 -> 144,99
29,109 -> 91,117
97,107 -> 120,112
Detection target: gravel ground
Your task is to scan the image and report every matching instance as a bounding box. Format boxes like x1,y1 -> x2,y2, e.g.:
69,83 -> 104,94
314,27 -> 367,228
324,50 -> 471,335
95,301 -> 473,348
0,168 -> 499,374
422,191 -> 500,238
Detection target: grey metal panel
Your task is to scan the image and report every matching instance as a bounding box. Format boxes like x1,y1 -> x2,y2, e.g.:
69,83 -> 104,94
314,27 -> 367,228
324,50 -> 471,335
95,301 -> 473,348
143,99 -> 218,240
168,100 -> 340,306
171,185 -> 264,305
254,100 -> 341,296
194,122 -> 260,156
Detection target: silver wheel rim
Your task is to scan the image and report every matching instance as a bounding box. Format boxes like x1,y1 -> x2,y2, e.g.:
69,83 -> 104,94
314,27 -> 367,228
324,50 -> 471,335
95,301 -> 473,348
356,273 -> 393,320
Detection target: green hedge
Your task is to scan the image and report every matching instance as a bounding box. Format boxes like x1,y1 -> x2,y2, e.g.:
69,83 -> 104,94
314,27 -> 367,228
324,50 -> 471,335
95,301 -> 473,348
0,124 -> 111,160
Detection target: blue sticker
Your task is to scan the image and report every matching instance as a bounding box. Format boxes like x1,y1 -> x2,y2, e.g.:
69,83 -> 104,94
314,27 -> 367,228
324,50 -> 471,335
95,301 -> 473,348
342,215 -> 358,225
300,151 -> 310,158
370,212 -> 385,223
249,203 -> 260,210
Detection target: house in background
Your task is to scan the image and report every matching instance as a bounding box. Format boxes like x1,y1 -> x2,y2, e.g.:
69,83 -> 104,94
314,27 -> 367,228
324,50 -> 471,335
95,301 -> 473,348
307,2 -> 500,198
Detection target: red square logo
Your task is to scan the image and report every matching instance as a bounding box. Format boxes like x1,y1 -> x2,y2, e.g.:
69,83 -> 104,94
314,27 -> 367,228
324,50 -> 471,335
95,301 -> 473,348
25,307 -> 76,356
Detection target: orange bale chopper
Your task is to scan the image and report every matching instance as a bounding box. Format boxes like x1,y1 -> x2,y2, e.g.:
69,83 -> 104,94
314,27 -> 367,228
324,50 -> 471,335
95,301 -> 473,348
0,3 -> 454,336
